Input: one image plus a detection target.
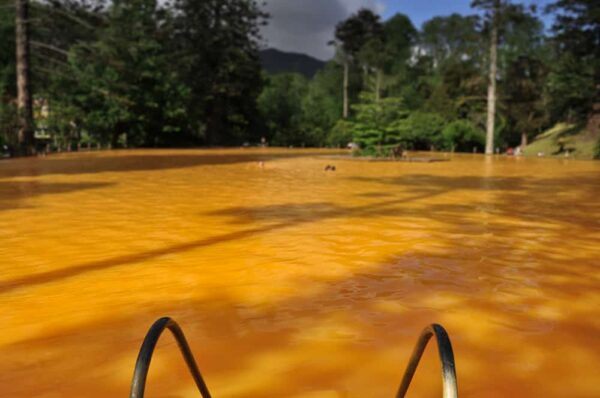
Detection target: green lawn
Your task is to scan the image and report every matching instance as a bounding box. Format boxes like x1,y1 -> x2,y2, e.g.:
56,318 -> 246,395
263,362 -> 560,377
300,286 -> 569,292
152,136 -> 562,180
523,123 -> 598,159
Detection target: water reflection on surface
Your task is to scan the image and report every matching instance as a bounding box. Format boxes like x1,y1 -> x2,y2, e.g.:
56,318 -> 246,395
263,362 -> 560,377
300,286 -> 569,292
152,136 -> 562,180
0,149 -> 599,397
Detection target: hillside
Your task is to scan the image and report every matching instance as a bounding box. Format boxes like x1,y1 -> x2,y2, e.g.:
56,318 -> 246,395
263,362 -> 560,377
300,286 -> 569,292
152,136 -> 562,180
259,48 -> 326,78
523,123 -> 599,159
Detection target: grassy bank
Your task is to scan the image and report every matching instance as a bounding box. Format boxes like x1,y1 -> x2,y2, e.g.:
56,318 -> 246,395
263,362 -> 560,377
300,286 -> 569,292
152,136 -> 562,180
523,123 -> 599,159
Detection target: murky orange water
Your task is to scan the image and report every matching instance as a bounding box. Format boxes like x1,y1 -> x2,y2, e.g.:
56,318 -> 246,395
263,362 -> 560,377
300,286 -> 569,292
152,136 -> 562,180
0,149 -> 599,398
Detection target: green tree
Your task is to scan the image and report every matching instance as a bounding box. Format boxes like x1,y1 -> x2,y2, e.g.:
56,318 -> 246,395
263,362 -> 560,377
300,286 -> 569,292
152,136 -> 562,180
384,13 -> 417,69
418,14 -> 485,123
349,94 -> 407,155
546,54 -> 595,124
63,0 -> 189,147
302,63 -> 344,145
472,1 -> 547,152
258,73 -> 311,146
547,0 -> 599,136
472,0 -> 502,155
334,8 -> 384,118
173,0 -> 267,145
420,14 -> 482,68
504,55 -> 548,147
0,0 -> 16,148
0,0 -> 16,96
498,7 -> 548,147
381,13 -> 417,100
358,37 -> 388,102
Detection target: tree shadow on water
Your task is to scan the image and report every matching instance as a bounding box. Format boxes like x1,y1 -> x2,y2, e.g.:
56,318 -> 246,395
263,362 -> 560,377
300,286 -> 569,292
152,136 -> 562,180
2,171 -> 598,294
0,180 -> 115,212
0,150 -> 330,178
347,173 -> 600,228
1,170 -> 599,396
0,188 -> 445,294
1,245 -> 597,398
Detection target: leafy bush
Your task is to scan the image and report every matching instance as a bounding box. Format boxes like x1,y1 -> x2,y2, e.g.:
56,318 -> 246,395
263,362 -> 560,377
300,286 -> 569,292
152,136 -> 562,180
346,94 -> 451,155
328,119 -> 354,147
389,111 -> 446,150
594,138 -> 600,160
442,119 -> 485,152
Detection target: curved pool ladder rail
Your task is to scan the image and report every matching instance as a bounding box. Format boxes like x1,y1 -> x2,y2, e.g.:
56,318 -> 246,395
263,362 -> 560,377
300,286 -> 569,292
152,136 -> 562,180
396,323 -> 458,398
129,317 -> 212,398
130,318 -> 457,398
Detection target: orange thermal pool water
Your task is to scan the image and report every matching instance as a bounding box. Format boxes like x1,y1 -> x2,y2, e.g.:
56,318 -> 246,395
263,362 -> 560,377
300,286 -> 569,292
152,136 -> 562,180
0,149 -> 599,398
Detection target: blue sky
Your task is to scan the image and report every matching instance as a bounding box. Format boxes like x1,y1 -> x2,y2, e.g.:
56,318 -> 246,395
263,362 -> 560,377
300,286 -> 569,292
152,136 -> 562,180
261,0 -> 556,60
382,0 -> 555,29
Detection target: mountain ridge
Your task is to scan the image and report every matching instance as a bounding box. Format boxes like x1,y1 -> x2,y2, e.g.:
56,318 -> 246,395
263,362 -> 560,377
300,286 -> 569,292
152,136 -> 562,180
259,48 -> 326,78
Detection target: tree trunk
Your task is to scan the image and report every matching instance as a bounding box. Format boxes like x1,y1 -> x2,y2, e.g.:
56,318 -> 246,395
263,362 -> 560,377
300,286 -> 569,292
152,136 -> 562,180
15,0 -> 34,156
485,4 -> 498,155
521,131 -> 528,148
343,61 -> 349,119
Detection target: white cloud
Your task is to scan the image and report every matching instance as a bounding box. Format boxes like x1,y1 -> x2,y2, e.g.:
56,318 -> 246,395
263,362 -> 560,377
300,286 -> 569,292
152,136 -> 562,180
260,0 -> 387,60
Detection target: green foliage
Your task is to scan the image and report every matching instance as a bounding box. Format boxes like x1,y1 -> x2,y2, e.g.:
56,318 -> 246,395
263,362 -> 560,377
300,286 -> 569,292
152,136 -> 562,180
384,13 -> 417,68
595,139 -> 600,160
442,120 -> 485,152
548,0 -> 600,59
0,0 -> 15,97
0,0 -> 596,152
59,0 -> 190,146
173,0 -> 267,145
420,14 -> 482,68
301,66 -> 343,145
334,8 -> 384,59
545,54 -> 595,124
0,0 -> 16,147
348,95 -> 407,155
546,0 -> 599,128
504,53 -> 548,144
258,64 -> 347,147
347,96 -> 446,153
358,38 -> 388,71
0,101 -> 17,148
393,112 -> 446,150
0,0 -> 266,148
348,97 -> 448,154
328,119 -> 354,147
258,73 -> 309,146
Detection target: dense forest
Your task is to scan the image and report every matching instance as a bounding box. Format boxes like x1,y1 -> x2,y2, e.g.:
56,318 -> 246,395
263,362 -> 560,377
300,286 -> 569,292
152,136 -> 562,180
0,0 -> 598,157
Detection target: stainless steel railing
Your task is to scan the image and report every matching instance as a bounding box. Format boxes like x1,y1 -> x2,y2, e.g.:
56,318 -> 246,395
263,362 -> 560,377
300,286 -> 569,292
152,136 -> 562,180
129,317 -> 212,398
129,318 -> 458,397
396,323 -> 458,398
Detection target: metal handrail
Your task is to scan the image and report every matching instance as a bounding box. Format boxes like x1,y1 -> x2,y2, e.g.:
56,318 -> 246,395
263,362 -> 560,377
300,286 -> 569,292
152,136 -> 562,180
129,317 -> 212,398
396,324 -> 458,398
130,318 -> 457,398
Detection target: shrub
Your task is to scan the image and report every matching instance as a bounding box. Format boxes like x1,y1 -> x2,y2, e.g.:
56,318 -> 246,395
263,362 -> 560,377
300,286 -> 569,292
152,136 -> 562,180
389,111 -> 446,150
442,119 -> 485,152
328,119 -> 354,147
